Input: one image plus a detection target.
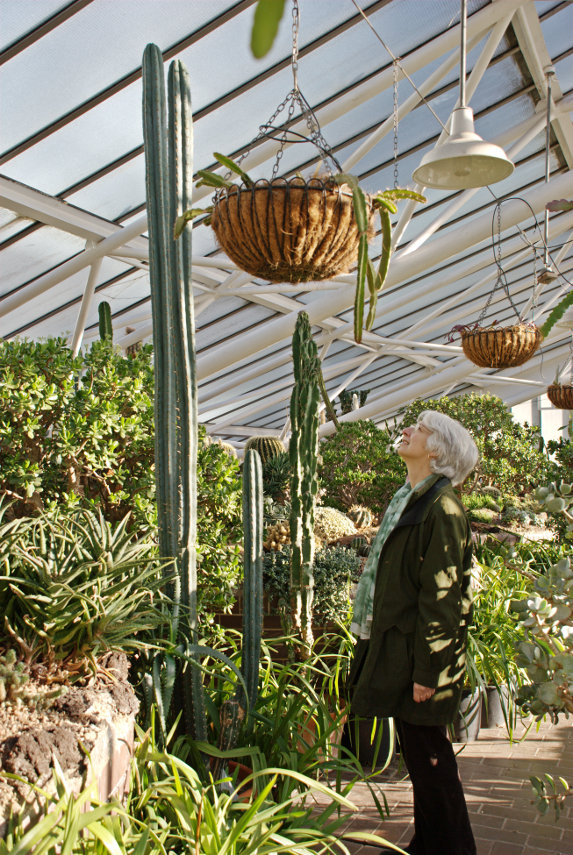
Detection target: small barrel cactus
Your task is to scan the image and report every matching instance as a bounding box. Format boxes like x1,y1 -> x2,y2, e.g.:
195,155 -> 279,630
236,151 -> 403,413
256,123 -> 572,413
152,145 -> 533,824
245,436 -> 286,464
351,535 -> 370,557
314,506 -> 356,543
347,504 -> 373,528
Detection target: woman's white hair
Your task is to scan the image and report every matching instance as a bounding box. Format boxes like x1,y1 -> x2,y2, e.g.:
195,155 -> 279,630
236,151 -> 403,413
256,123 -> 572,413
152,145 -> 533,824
417,410 -> 479,486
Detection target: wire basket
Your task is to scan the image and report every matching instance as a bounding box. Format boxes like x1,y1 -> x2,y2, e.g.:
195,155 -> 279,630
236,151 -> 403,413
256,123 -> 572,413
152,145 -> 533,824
461,324 -> 542,369
546,384 -> 573,409
211,177 -> 374,284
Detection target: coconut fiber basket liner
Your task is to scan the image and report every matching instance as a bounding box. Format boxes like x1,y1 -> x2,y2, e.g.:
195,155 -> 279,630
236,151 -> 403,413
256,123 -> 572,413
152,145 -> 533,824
547,384 -> 573,409
211,177 -> 373,284
461,324 -> 541,369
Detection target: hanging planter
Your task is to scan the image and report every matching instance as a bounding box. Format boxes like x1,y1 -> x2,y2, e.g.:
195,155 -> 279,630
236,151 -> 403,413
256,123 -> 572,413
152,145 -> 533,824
449,199 -> 543,369
210,176 -> 373,284
547,383 -> 573,409
458,322 -> 542,369
173,0 -> 425,343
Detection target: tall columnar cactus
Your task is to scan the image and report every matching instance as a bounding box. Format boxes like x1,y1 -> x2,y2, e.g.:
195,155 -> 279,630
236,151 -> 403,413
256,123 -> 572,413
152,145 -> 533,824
98,301 -> 113,342
289,312 -> 320,652
142,44 -> 206,741
213,449 -> 263,778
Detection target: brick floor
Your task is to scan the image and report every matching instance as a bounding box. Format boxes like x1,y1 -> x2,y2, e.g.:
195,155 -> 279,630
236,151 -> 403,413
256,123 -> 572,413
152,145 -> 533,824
332,717 -> 573,855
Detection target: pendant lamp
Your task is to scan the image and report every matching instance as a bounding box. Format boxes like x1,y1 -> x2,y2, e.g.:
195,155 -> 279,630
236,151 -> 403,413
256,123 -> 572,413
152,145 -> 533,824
412,0 -> 514,190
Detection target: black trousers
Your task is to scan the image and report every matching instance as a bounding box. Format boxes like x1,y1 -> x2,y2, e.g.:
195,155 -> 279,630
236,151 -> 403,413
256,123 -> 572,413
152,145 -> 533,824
395,718 -> 476,855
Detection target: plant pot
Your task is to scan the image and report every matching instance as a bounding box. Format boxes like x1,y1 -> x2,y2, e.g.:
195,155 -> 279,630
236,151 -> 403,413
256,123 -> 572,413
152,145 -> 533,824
453,688 -> 482,742
211,177 -> 373,284
481,684 -> 512,729
341,715 -> 394,768
461,324 -> 541,369
547,384 -> 573,409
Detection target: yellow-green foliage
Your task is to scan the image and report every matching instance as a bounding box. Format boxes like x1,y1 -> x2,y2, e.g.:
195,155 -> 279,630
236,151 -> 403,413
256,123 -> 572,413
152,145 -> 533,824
313,506 -> 356,543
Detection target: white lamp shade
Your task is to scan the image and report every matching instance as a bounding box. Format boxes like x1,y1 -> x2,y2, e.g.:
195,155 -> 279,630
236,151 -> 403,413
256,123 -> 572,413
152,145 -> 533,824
412,107 -> 514,190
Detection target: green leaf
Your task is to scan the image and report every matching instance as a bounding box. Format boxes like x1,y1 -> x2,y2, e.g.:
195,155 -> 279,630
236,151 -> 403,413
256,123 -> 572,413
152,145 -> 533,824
195,169 -> 235,189
541,289 -> 573,337
213,152 -> 253,186
250,0 -> 286,59
354,236 -> 368,343
174,208 -> 212,238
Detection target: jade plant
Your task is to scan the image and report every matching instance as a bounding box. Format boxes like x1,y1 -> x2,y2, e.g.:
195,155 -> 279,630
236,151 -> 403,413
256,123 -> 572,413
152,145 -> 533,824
174,153 -> 424,343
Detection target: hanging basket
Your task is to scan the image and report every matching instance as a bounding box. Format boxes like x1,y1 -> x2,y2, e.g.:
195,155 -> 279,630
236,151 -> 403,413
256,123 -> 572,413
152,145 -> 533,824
547,384 -> 573,409
461,324 -> 542,369
211,177 -> 374,284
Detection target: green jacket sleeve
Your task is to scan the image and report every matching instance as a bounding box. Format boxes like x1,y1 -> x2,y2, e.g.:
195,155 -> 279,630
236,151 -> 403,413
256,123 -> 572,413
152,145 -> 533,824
412,497 -> 469,688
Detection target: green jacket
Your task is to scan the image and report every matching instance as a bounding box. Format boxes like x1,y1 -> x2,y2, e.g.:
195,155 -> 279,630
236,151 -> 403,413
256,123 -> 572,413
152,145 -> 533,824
349,475 -> 473,726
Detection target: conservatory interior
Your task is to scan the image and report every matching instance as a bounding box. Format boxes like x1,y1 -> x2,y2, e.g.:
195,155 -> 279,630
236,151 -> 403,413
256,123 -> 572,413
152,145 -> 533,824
0,1 -> 572,854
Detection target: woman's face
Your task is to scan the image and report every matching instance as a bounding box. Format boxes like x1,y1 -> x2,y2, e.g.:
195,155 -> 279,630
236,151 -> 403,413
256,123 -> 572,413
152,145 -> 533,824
397,421 -> 433,463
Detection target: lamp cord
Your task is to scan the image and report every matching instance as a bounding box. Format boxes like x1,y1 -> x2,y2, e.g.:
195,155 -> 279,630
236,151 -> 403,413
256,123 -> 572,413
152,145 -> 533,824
349,0 -> 448,134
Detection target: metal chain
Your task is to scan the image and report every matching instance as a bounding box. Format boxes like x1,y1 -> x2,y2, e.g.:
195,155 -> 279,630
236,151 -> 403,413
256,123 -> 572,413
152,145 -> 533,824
291,0 -> 299,91
480,202 -> 524,325
393,59 -> 399,189
232,0 -> 342,180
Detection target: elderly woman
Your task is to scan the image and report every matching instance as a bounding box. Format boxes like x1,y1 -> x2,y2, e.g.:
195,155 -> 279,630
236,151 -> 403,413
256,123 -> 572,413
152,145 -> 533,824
348,410 -> 479,855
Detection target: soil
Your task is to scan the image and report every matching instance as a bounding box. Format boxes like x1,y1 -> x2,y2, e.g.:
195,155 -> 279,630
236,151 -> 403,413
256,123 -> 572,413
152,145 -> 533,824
0,652 -> 138,827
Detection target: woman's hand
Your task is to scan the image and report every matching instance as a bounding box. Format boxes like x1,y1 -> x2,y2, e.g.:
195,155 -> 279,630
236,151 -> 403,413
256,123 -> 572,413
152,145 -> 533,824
413,683 -> 436,703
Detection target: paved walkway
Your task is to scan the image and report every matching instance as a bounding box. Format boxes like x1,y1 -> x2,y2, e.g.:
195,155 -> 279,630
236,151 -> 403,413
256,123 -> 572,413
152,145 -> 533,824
338,717 -> 573,855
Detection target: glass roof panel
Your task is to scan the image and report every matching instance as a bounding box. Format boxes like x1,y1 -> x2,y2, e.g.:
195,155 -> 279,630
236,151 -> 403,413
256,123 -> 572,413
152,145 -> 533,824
0,0 -> 238,153
0,0 -> 67,49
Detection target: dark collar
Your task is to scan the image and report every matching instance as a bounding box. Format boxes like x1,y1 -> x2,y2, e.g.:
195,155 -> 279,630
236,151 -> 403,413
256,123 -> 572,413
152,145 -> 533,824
395,476 -> 451,528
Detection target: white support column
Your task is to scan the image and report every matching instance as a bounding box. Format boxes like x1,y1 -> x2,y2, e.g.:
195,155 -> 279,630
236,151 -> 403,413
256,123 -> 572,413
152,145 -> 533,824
70,241 -> 102,356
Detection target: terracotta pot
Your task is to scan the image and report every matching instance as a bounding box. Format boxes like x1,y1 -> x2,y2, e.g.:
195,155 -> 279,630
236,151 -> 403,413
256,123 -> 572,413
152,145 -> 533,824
547,384 -> 573,409
461,324 -> 541,369
211,177 -> 373,284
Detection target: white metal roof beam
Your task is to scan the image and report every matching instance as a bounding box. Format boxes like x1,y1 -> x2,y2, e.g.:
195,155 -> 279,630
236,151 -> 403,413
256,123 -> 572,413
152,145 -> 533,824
197,171 -> 573,383
512,2 -> 573,169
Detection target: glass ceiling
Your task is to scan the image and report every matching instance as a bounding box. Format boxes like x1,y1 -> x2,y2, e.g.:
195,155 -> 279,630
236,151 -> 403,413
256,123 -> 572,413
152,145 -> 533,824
1,0 -> 572,445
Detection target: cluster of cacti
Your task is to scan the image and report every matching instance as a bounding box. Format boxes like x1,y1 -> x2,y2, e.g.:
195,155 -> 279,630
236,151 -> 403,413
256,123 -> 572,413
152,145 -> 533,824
313,506 -> 356,543
338,388 -> 369,414
0,649 -> 28,703
142,46 -> 264,756
143,43 -> 205,741
264,519 -> 290,551
347,504 -> 373,528
0,650 -> 63,708
289,312 -> 320,652
98,301 -> 113,342
245,435 -> 286,464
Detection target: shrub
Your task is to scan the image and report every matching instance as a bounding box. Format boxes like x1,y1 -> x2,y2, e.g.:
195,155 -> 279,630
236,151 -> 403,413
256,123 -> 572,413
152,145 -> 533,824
0,338 -> 242,614
397,393 -> 553,496
318,420 -> 405,515
263,544 -> 360,623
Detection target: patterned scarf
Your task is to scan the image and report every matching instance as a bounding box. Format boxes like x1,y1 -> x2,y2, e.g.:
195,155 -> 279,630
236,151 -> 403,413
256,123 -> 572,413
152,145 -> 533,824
350,475 -> 436,639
